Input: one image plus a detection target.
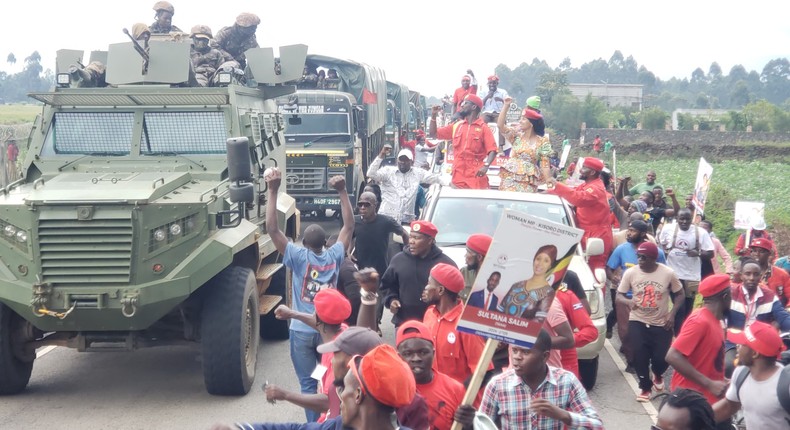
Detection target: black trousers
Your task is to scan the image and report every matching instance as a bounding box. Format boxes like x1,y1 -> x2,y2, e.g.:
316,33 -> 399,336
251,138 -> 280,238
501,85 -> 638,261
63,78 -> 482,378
628,321 -> 673,392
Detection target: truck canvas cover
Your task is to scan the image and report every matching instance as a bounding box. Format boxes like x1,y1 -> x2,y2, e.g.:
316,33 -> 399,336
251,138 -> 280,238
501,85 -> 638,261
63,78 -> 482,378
386,81 -> 410,127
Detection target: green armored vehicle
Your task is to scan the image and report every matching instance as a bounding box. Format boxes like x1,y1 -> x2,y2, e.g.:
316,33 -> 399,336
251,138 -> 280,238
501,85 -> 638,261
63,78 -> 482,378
0,39 -> 308,395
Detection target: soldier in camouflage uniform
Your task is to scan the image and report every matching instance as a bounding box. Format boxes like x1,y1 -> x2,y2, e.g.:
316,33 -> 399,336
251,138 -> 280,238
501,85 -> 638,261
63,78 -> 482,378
149,1 -> 182,34
212,13 -> 260,69
189,25 -> 229,87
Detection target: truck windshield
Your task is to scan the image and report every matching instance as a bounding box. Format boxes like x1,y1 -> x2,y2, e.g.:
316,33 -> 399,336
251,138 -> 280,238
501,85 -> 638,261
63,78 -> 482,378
42,112 -> 134,155
141,112 -> 227,154
284,113 -> 350,137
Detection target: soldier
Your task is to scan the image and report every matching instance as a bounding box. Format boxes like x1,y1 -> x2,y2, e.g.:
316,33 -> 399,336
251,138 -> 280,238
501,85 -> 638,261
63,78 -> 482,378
213,13 -> 260,69
189,25 -> 228,87
149,1 -> 182,34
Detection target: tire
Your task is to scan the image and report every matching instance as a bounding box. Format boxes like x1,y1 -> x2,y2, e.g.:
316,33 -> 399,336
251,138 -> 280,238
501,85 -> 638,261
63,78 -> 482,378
201,266 -> 259,395
260,266 -> 290,340
578,356 -> 599,391
0,303 -> 34,395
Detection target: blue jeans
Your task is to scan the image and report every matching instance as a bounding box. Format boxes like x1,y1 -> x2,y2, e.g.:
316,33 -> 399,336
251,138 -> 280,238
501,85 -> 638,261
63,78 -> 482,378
289,329 -> 322,422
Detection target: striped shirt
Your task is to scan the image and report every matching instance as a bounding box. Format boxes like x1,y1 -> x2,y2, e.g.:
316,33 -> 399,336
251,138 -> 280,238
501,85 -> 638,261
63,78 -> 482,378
480,366 -> 603,430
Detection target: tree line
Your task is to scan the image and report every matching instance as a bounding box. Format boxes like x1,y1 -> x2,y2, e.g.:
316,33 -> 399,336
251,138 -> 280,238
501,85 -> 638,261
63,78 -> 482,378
1,52 -> 53,103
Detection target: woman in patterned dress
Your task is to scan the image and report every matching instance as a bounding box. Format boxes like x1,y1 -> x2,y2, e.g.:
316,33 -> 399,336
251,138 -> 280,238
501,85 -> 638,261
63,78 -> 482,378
497,244 -> 558,320
496,97 -> 552,192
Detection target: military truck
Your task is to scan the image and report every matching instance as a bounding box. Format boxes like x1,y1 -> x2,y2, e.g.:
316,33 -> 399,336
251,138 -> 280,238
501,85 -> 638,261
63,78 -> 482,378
385,81 -> 411,150
0,38 -> 308,396
277,55 -> 387,215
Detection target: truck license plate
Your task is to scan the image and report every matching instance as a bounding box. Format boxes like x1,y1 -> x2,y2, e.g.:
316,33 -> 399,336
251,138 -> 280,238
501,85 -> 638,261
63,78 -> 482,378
312,197 -> 341,205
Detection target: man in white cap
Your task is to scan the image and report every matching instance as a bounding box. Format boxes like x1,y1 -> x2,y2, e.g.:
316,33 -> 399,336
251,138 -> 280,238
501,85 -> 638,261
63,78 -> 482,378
367,145 -> 447,224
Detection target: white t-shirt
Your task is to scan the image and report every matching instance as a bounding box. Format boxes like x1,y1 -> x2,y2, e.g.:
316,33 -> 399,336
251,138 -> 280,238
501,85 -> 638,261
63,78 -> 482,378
726,364 -> 790,429
658,223 -> 714,281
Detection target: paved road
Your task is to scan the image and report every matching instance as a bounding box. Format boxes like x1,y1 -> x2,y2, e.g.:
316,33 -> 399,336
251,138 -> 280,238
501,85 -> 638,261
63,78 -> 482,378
0,217 -> 658,429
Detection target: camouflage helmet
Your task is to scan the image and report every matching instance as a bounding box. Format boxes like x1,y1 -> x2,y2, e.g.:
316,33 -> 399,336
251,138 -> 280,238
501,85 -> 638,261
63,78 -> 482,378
190,25 -> 213,39
235,12 -> 261,27
153,1 -> 174,14
132,23 -> 151,40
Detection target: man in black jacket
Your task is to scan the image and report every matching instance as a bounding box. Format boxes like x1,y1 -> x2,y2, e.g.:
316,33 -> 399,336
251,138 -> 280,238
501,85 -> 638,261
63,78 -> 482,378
381,220 -> 456,327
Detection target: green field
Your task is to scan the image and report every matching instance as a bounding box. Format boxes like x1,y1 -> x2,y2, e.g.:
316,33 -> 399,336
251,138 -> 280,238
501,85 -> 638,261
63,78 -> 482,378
0,105 -> 41,125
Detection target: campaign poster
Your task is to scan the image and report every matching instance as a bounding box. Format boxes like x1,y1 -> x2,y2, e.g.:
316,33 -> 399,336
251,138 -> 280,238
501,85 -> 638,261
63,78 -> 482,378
733,201 -> 765,230
559,143 -> 572,169
692,157 -> 713,215
457,210 -> 583,348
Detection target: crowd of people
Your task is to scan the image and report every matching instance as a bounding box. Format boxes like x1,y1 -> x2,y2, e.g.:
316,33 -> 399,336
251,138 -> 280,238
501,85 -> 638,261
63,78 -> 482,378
208,69 -> 790,430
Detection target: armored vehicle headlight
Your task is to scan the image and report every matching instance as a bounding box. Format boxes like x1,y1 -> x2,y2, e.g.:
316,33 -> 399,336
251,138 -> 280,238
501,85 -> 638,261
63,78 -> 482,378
153,228 -> 167,242
217,72 -> 232,85
56,73 -> 71,86
15,230 -> 27,243
169,224 -> 182,236
4,225 -> 16,237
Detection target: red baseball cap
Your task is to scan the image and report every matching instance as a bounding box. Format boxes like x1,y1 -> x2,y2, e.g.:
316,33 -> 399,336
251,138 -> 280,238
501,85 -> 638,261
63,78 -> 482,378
351,344 -> 416,408
522,108 -> 543,120
466,234 -> 493,256
582,157 -> 604,172
396,320 -> 433,347
750,237 -> 774,252
636,241 -> 659,260
698,274 -> 731,298
410,220 -> 438,238
463,94 -> 483,110
314,289 -> 351,325
727,321 -> 786,358
430,263 -> 464,293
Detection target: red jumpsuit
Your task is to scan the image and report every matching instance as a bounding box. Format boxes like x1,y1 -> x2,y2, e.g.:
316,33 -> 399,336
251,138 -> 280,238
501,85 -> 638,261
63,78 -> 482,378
435,118 -> 497,189
550,178 -> 613,271
556,288 -> 597,378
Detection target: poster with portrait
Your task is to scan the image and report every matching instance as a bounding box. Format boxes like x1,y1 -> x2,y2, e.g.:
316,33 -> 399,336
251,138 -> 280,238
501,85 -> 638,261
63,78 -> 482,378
692,157 -> 713,215
733,201 -> 765,230
457,210 -> 583,348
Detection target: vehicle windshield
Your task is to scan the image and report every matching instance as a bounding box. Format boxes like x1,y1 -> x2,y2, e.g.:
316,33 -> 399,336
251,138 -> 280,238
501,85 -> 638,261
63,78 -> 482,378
41,111 -> 228,155
284,113 -> 350,137
430,197 -> 569,246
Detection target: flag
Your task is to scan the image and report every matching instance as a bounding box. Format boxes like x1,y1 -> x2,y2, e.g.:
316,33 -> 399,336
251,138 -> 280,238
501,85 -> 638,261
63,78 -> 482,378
362,88 -> 377,104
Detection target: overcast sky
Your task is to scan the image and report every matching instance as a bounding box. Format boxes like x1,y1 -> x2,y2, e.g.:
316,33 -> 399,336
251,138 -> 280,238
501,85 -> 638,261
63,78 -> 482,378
2,0 -> 788,98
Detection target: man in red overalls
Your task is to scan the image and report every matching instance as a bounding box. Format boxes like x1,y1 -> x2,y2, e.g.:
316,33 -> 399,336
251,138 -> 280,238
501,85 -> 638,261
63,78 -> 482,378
428,94 -> 497,189
547,157 -> 613,272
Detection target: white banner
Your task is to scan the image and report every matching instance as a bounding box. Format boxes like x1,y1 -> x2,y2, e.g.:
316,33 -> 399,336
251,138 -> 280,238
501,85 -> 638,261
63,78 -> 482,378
692,157 -> 713,215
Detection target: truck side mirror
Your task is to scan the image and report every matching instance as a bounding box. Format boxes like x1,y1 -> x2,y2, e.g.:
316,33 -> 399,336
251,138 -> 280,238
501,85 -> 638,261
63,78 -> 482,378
354,106 -> 367,137
218,137 -> 254,228
585,238 -> 604,258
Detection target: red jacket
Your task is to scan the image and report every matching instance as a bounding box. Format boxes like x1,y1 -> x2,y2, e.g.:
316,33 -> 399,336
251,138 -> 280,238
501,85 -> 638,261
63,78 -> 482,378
734,230 -> 777,257
556,288 -> 597,378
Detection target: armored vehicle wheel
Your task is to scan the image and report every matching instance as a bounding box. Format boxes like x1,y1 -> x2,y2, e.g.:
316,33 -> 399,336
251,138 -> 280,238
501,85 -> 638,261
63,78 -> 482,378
0,303 -> 34,395
260,267 -> 290,340
201,266 -> 259,395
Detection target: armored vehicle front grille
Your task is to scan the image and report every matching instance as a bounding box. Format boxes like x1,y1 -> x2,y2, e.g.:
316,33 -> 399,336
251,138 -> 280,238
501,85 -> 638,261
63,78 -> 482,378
286,167 -> 326,191
38,217 -> 133,286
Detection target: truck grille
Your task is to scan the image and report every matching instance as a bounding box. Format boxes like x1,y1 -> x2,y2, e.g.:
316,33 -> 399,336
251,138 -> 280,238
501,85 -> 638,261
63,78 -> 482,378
286,167 -> 325,192
38,217 -> 133,286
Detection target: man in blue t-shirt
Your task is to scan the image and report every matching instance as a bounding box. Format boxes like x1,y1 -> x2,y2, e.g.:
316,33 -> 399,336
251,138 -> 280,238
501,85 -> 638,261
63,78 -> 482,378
265,167 -> 355,422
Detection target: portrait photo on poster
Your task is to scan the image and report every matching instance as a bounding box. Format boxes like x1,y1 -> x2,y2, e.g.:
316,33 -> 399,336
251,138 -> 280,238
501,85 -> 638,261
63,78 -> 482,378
458,209 -> 583,348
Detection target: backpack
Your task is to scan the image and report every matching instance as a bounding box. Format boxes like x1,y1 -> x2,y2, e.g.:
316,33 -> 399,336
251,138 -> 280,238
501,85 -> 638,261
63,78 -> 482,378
734,364 -> 790,423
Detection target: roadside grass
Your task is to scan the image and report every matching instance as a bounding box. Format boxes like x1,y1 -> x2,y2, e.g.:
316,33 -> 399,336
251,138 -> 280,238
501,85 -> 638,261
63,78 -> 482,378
0,105 -> 40,125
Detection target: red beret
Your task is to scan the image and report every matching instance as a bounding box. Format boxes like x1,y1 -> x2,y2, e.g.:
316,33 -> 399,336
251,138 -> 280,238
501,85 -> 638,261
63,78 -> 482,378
636,241 -> 659,259
487,75 -> 499,82
750,237 -> 774,252
314,289 -> 351,325
522,108 -> 543,121
430,263 -> 464,294
582,157 -> 604,172
396,320 -> 433,346
410,220 -> 438,238
727,321 -> 786,358
466,234 -> 493,256
463,94 -> 483,110
699,274 -> 731,298
353,344 -> 416,408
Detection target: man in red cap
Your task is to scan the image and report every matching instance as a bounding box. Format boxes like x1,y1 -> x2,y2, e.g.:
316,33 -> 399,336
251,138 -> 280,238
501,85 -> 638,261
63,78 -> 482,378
751,237 -> 790,306
616,241 -> 684,402
460,233 -> 493,301
381,220 -> 456,327
429,93 -> 498,189
546,157 -> 613,272
421,263 -> 491,404
713,321 -> 790,428
451,71 -> 478,116
666,274 -> 731,405
396,320 -> 465,430
267,289 -> 352,420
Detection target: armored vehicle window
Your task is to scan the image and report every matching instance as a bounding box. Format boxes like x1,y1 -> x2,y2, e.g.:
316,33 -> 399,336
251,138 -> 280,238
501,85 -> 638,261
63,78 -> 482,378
283,113 -> 350,137
43,112 -> 134,155
141,112 -> 227,154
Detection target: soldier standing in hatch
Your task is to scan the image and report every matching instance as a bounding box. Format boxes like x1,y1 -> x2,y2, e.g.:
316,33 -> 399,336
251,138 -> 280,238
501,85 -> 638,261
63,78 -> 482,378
149,1 -> 182,34
189,25 -> 229,87
213,13 -> 260,70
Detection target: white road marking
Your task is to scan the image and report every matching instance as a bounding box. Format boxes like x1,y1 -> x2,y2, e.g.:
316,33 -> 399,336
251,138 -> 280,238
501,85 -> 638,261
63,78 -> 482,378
604,339 -> 659,423
36,345 -> 57,358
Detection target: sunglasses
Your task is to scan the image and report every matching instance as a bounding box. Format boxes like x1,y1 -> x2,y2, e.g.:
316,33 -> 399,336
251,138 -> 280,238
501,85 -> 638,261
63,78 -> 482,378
357,202 -> 371,208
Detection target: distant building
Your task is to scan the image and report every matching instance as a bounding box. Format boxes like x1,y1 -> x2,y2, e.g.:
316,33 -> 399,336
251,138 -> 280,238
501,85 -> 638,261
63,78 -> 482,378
568,83 -> 643,110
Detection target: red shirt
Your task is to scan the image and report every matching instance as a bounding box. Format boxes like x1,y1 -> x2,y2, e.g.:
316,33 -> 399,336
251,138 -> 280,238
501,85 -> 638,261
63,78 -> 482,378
318,324 -> 348,423
763,265 -> 790,306
669,307 -> 725,404
556,288 -> 598,378
435,118 -> 497,189
452,85 -> 478,112
417,371 -> 465,430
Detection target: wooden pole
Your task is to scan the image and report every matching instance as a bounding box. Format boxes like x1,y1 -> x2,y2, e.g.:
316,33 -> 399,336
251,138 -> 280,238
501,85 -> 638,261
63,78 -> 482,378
450,338 -> 499,430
